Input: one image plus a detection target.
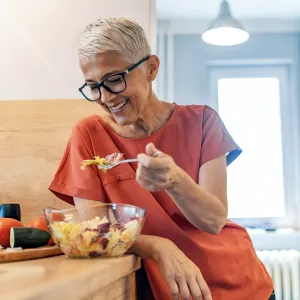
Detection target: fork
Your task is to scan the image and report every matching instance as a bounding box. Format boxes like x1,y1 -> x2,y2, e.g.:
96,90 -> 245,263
98,150 -> 162,171
98,158 -> 138,171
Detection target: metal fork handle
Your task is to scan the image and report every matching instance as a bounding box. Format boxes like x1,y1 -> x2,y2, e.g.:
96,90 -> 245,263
100,155 -> 161,170
116,154 -> 160,165
117,158 -> 139,164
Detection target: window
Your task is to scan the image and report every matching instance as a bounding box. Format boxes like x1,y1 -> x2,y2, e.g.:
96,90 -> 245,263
209,64 -> 299,229
219,78 -> 285,218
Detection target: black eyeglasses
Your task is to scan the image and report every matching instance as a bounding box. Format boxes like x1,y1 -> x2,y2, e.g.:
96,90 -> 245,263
79,55 -> 150,102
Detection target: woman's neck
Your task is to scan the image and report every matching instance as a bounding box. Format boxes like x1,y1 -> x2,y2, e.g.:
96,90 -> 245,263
101,96 -> 175,139
129,96 -> 174,136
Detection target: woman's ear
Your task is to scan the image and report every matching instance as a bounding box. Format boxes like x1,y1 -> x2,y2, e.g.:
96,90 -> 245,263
148,55 -> 160,82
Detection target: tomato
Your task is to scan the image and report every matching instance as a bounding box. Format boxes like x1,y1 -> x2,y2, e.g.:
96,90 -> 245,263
0,218 -> 24,248
27,213 -> 65,246
49,212 -> 65,222
26,216 -> 48,232
26,216 -> 54,245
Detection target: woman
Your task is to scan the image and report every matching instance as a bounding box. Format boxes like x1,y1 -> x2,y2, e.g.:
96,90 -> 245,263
49,17 -> 275,300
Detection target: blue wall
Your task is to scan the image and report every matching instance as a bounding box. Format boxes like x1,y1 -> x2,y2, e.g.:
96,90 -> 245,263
173,33 -> 300,106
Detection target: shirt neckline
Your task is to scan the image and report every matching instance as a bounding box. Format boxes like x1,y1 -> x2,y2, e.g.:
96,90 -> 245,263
96,103 -> 179,142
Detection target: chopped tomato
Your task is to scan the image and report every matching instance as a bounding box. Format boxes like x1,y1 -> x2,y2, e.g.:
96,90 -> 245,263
48,213 -> 65,245
0,218 -> 24,248
49,212 -> 65,222
48,237 -> 55,246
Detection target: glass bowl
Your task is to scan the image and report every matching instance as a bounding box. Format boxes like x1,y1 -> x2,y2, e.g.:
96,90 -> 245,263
44,204 -> 146,258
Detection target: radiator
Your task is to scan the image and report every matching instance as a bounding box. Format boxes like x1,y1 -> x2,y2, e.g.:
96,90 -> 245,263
256,250 -> 300,300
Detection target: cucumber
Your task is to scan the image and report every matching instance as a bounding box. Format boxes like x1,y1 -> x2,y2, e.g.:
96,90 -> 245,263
10,227 -> 50,248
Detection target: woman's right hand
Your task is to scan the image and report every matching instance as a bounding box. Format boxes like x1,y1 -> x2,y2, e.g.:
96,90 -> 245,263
128,235 -> 212,299
153,238 -> 212,300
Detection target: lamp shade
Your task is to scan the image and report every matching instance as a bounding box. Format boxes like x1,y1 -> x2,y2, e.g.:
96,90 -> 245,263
202,0 -> 249,46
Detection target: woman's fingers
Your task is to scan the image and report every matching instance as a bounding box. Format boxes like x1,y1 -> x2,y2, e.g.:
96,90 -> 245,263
136,165 -> 171,191
137,165 -> 167,181
166,279 -> 180,300
155,239 -> 211,300
168,276 -> 210,300
197,274 -> 212,300
176,277 -> 191,300
138,143 -> 171,170
137,153 -> 170,170
146,142 -> 163,157
136,143 -> 180,192
145,142 -> 156,156
188,277 -> 203,300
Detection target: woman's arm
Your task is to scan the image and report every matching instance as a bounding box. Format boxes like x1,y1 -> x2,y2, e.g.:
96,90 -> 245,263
137,144 -> 228,234
73,197 -> 110,221
166,154 -> 228,234
73,197 -> 102,209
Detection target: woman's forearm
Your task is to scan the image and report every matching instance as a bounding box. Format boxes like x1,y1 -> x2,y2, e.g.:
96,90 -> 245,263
126,235 -> 167,259
166,168 -> 227,234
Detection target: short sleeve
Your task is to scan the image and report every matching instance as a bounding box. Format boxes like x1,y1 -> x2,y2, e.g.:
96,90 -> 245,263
48,124 -> 106,205
200,106 -> 242,166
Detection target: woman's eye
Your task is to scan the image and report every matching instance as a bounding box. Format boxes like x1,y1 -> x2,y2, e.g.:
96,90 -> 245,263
107,76 -> 122,83
89,85 -> 98,90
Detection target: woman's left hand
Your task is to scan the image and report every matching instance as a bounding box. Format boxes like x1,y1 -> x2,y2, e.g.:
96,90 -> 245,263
136,143 -> 182,192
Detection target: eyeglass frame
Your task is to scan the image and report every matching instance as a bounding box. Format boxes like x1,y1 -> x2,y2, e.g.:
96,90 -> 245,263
78,55 -> 150,102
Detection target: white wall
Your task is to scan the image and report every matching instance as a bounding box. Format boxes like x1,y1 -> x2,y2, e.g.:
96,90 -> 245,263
0,0 -> 156,100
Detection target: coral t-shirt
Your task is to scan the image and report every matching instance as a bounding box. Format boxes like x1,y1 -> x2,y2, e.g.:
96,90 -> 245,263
49,104 -> 273,300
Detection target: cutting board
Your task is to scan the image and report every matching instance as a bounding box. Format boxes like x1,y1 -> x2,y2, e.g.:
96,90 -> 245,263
0,246 -> 63,263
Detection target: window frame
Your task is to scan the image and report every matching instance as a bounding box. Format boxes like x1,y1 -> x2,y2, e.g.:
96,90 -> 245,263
208,61 -> 300,229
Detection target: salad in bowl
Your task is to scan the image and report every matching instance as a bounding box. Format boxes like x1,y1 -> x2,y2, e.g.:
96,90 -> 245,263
44,204 -> 146,258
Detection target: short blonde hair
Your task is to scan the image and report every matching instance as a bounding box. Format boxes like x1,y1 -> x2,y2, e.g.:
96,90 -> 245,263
77,17 -> 151,63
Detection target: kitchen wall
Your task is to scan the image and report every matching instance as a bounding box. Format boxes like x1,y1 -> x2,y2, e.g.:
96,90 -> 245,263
0,0 -> 156,100
0,0 -> 157,221
156,29 -> 300,107
172,32 -> 300,106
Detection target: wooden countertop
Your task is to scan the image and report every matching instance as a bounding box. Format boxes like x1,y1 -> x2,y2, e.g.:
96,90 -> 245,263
0,254 -> 141,300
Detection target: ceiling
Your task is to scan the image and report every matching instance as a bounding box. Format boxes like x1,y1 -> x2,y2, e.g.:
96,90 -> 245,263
157,0 -> 300,20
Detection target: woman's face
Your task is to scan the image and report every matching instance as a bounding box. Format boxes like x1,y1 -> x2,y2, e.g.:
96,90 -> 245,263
79,52 -> 159,126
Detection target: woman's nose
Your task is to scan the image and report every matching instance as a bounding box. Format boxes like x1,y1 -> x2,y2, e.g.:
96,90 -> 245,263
100,87 -> 115,104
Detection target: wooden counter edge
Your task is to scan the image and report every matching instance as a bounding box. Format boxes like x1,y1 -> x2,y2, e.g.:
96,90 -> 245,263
2,254 -> 142,300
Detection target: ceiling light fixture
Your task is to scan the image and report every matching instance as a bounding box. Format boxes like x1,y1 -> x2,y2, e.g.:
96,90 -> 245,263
202,0 -> 249,46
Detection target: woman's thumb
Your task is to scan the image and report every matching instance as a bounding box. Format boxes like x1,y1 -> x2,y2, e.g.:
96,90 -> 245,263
146,143 -> 162,157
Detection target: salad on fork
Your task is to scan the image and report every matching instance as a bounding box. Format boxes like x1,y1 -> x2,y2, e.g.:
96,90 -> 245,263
81,153 -> 126,172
